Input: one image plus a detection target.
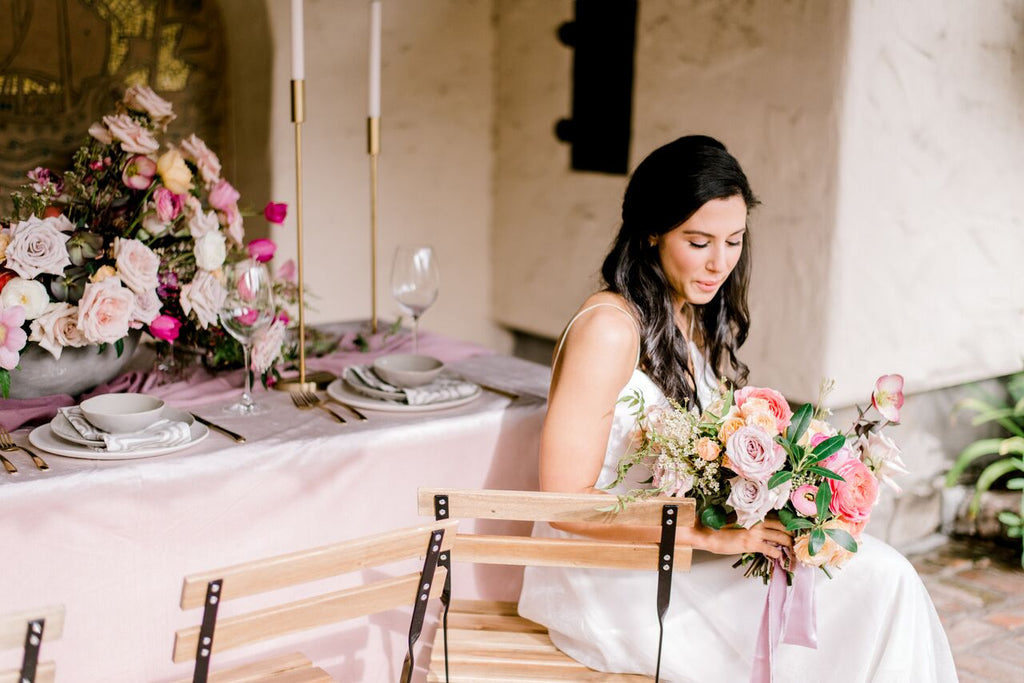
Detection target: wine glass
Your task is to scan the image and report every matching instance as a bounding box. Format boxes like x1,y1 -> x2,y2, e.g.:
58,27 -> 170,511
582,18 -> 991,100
390,245 -> 440,353
219,259 -> 275,415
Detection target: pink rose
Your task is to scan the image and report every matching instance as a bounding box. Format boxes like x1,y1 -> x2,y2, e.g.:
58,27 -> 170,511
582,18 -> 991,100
734,386 -> 793,434
727,476 -> 791,529
790,484 -> 818,517
263,202 -> 288,224
29,302 -> 85,360
113,238 -> 160,294
5,215 -> 72,278
131,288 -> 162,326
277,259 -> 296,282
102,113 -> 160,154
88,121 -> 113,144
77,277 -> 135,344
179,270 -> 226,329
208,180 -> 240,212
0,305 -> 27,370
247,238 -> 276,263
180,134 -> 221,187
725,425 -> 786,482
122,155 -> 157,190
149,314 -> 182,342
828,458 -> 879,524
122,85 -> 176,129
223,205 -> 244,244
153,187 -> 183,223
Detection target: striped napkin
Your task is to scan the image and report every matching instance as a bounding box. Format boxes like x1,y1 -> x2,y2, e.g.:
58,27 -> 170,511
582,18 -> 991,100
59,406 -> 192,452
346,365 -> 479,406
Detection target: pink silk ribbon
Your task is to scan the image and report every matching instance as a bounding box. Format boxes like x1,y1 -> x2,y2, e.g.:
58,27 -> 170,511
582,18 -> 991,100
750,558 -> 818,683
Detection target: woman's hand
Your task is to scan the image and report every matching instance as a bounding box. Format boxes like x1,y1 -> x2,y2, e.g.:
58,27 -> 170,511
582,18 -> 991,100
699,519 -> 793,560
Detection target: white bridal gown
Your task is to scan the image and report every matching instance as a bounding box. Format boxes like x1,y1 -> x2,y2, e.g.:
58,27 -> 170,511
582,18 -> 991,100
517,309 -> 957,683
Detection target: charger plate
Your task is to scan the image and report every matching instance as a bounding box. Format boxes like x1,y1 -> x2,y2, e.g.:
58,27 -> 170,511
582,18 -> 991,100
30,407 -> 208,460
326,377 -> 481,413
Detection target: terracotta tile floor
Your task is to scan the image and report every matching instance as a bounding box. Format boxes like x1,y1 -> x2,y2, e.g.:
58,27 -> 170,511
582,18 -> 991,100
908,538 -> 1024,682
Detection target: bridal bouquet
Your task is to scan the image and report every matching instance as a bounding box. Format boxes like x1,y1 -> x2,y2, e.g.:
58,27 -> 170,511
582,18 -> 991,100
0,85 -> 295,397
611,374 -> 909,581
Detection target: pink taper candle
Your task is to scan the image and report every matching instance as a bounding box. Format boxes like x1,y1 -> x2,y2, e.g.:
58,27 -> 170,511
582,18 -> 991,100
291,0 -> 305,80
369,0 -> 382,117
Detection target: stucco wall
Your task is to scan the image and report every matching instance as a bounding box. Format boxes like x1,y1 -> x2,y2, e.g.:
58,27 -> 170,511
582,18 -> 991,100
261,0 -> 509,351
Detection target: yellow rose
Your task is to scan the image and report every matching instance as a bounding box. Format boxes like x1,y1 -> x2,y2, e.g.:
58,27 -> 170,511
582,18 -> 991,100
157,149 -> 194,194
90,265 -> 117,282
696,437 -> 721,461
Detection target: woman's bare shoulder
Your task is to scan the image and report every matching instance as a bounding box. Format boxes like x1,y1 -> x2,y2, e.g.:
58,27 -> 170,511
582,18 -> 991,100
563,292 -> 640,361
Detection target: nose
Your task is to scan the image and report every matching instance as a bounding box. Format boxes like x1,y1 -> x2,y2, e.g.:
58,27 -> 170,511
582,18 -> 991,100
707,245 -> 728,273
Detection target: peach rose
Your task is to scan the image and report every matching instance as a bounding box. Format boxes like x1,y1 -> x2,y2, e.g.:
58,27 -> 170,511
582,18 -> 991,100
696,437 -> 721,462
828,458 -> 879,523
719,412 -> 746,445
91,265 -> 117,282
77,277 -> 135,344
156,149 -> 193,195
734,386 -> 793,434
745,411 -> 779,436
794,519 -> 858,568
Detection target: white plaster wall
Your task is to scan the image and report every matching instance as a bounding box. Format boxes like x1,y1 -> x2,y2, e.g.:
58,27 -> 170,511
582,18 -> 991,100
823,0 -> 1024,405
263,0 -> 510,351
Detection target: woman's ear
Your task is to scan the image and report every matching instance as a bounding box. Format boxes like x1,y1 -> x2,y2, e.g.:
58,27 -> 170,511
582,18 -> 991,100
648,235 -> 658,247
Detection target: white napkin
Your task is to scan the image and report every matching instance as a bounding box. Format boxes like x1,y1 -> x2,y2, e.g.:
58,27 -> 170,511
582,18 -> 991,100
347,365 -> 479,406
59,406 -> 192,452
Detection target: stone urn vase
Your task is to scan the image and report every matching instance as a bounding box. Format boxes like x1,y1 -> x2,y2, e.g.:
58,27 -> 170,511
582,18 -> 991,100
6,332 -> 142,399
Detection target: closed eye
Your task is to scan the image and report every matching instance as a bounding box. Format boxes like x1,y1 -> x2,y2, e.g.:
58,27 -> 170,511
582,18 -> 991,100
689,242 -> 709,249
726,240 -> 743,247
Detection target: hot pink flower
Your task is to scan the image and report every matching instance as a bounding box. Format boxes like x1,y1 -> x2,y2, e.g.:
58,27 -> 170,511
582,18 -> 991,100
0,304 -> 27,370
247,238 -> 276,263
828,458 -> 879,524
153,187 -> 183,223
734,386 -> 793,433
872,374 -> 905,423
208,179 -> 240,212
122,155 -> 157,190
149,314 -> 182,342
263,202 -> 288,224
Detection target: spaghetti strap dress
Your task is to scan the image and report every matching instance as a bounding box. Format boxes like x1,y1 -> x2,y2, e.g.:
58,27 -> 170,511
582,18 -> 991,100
517,304 -> 957,682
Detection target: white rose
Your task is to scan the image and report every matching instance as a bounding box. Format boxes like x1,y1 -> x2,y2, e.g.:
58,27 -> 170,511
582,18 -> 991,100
5,215 -> 72,278
122,85 -> 176,129
102,113 -> 160,155
77,276 -> 135,344
29,302 -> 86,359
141,213 -> 169,237
113,238 -> 160,294
179,270 -> 226,329
251,318 -> 286,374
194,231 -> 226,271
187,208 -> 220,239
0,277 -> 49,319
727,476 -> 792,529
857,431 -> 909,494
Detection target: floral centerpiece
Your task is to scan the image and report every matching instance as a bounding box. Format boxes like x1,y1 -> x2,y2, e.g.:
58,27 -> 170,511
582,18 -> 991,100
0,85 -> 296,398
611,374 -> 909,582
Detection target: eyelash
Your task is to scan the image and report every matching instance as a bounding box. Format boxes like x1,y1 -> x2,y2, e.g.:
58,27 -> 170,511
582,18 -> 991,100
689,240 -> 743,249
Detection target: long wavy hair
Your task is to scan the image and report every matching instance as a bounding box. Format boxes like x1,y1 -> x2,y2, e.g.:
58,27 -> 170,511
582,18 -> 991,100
600,135 -> 758,408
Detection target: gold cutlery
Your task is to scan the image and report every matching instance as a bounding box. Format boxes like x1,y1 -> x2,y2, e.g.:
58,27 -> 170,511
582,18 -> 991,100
0,425 -> 48,471
291,391 -> 347,423
190,414 -> 246,443
327,397 -> 368,422
477,383 -> 521,401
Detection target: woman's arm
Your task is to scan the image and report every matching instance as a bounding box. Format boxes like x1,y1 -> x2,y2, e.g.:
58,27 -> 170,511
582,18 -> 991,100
540,296 -> 792,558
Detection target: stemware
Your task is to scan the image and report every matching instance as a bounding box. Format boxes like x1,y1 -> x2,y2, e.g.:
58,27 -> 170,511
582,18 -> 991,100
390,245 -> 440,353
219,259 -> 275,415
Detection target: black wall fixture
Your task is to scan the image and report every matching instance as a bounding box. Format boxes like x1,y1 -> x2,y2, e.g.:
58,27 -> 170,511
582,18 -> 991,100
555,0 -> 638,175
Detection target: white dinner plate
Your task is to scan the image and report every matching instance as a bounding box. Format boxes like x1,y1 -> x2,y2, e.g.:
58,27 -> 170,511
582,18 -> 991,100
31,407 -> 209,460
326,378 -> 481,413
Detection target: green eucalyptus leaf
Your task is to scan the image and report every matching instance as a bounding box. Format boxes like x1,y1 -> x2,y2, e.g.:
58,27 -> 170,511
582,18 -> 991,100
701,505 -> 727,530
824,527 -> 858,553
788,403 -> 814,444
809,528 -> 826,556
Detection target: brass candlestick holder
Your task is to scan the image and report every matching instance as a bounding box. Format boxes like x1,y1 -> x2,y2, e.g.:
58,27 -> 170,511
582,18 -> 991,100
368,115 -> 380,334
275,79 -> 335,393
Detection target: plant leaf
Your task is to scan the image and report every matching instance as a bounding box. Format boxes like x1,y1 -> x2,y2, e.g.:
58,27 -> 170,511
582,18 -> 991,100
999,437 -> 1024,457
969,458 -> 1024,516
701,505 -> 727,530
785,517 -> 813,531
115,337 -> 125,357
816,483 -> 833,520
1007,477 -> 1024,491
809,434 -> 847,463
807,466 -> 845,481
0,369 -> 9,399
946,438 -> 1010,485
767,470 -> 793,489
788,403 -> 813,445
997,511 -> 1022,526
809,528 -> 826,556
824,527 -> 858,553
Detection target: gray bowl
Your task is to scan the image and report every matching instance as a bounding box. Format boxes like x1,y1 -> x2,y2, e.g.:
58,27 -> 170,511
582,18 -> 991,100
372,354 -> 444,388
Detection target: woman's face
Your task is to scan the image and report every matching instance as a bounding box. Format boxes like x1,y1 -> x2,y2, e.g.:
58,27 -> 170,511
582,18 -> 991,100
654,194 -> 747,308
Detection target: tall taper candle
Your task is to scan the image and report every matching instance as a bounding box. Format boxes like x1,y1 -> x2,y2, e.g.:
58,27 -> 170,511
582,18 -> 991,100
369,0 -> 382,117
291,0 -> 305,80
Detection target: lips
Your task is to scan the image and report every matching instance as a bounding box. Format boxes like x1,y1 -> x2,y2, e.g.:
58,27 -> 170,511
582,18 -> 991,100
695,280 -> 721,292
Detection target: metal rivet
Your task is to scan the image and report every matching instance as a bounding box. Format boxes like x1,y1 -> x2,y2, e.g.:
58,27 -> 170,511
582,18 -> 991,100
439,508 -> 447,516
432,544 -> 440,552
31,623 -> 41,634
439,498 -> 447,505
666,519 -> 673,525
201,648 -> 210,657
202,636 -> 211,645
29,635 -> 39,646
662,564 -> 670,571
210,596 -> 218,604
667,508 -> 674,515
434,532 -> 442,541
420,594 -> 428,601
211,584 -> 220,593
663,554 -> 670,561
440,553 -> 448,561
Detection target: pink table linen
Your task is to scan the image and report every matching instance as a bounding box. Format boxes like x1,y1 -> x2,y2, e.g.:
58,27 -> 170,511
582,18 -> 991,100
0,324 -> 549,682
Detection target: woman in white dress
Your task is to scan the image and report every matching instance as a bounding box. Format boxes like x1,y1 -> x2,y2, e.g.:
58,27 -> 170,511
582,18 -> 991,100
517,135 -> 957,682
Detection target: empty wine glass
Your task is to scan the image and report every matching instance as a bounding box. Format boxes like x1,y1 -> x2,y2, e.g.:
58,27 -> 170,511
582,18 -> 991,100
219,259 -> 275,415
390,245 -> 440,352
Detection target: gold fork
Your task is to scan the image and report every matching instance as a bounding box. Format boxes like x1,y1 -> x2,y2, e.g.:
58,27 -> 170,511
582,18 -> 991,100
0,426 -> 47,471
291,391 -> 347,423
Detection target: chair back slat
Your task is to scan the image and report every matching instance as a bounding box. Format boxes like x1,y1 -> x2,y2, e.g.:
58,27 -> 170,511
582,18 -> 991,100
0,661 -> 55,683
181,519 -> 458,608
173,567 -> 448,662
418,488 -> 695,527
0,607 -> 64,649
455,534 -> 692,571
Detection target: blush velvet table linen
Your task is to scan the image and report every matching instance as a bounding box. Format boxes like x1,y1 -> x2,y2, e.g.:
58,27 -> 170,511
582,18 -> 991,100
0,323 -> 549,682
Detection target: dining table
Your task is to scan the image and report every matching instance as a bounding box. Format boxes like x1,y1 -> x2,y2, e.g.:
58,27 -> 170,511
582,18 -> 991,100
0,322 -> 550,682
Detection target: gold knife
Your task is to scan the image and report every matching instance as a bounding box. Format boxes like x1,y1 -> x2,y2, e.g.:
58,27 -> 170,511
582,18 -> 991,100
191,414 -> 246,443
327,397 -> 369,422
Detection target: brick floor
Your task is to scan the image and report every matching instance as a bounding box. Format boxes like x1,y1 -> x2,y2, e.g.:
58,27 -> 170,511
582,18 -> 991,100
908,538 -> 1024,683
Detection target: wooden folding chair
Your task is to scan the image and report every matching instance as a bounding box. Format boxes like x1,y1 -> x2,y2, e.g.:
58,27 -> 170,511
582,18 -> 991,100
417,488 -> 695,682
172,519 -> 457,682
0,605 -> 64,683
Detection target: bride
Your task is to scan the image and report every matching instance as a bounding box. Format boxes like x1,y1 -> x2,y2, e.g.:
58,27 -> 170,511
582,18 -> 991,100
517,135 -> 957,682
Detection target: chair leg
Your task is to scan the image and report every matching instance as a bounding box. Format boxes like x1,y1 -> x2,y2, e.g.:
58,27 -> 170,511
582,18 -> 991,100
654,504 -> 678,683
401,526 -> 446,683
19,618 -> 44,683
